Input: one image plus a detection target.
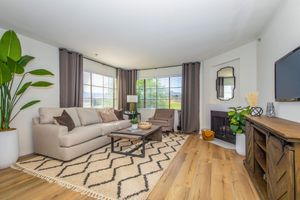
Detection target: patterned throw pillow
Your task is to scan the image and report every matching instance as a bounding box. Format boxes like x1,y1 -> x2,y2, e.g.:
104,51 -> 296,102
114,109 -> 124,120
53,110 -> 75,131
99,110 -> 119,123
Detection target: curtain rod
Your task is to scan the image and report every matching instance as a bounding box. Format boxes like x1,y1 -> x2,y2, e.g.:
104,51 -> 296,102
141,61 -> 200,70
83,57 -> 200,71
83,57 -> 182,71
83,56 -> 119,69
139,64 -> 182,71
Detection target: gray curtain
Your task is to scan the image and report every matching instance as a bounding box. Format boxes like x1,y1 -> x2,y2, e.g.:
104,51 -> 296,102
59,48 -> 83,107
117,69 -> 137,110
181,62 -> 200,133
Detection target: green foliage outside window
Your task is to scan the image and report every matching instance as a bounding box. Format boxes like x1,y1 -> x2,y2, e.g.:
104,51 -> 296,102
136,76 -> 182,110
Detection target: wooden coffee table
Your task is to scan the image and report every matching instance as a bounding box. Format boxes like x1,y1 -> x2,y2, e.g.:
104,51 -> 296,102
107,125 -> 162,158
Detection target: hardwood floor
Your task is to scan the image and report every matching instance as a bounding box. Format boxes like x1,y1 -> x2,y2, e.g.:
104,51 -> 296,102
0,134 -> 259,200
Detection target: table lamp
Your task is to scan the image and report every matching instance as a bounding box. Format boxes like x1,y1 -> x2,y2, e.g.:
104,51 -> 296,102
127,95 -> 138,113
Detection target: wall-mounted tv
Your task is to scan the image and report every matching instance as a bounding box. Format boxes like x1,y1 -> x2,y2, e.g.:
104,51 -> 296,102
275,46 -> 300,102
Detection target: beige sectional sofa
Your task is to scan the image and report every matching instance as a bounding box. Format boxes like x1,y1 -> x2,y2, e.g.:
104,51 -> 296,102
32,107 -> 131,161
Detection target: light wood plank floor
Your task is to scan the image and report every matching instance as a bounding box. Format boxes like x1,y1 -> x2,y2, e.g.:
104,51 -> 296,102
0,134 -> 259,200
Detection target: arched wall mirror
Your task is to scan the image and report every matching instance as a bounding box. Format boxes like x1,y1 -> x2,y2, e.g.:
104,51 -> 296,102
216,66 -> 235,101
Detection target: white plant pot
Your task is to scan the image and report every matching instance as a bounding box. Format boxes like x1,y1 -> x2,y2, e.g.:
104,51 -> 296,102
0,129 -> 19,169
131,124 -> 138,130
236,134 -> 246,156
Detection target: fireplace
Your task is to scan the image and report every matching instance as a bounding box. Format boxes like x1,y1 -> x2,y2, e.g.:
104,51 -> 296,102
211,110 -> 236,144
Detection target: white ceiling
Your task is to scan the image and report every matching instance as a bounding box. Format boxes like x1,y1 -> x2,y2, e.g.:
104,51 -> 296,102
0,0 -> 282,69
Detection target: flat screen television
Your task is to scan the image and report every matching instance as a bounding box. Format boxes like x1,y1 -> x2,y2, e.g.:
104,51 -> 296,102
275,46 -> 300,102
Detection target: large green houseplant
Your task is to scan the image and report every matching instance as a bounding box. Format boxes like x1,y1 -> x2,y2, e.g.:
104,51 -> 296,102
228,106 -> 250,155
0,30 -> 54,168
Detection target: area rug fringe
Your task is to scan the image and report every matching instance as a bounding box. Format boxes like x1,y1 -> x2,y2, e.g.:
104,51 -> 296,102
11,164 -> 116,200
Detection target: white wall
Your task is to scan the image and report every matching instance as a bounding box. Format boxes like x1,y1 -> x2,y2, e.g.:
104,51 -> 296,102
202,41 -> 257,129
83,58 -> 116,78
257,0 -> 300,123
0,27 -> 59,156
138,66 -> 182,79
137,66 -> 182,131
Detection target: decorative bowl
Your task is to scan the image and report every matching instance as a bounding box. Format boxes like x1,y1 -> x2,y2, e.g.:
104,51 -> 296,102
201,129 -> 215,141
138,122 -> 152,130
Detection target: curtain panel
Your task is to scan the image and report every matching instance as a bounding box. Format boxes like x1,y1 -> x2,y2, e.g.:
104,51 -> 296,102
117,69 -> 137,110
181,62 -> 200,133
59,48 -> 83,107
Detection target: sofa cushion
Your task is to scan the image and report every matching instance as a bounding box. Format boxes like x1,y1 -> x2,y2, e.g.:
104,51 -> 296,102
76,108 -> 100,126
54,110 -> 75,131
99,120 -> 131,135
59,124 -> 103,147
39,107 -> 81,127
99,109 -> 119,123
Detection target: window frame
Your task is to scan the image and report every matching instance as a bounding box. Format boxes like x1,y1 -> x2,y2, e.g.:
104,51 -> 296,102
137,76 -> 182,110
83,71 -> 117,108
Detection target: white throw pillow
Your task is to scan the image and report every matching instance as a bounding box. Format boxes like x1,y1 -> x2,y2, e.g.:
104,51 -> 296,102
76,108 -> 100,126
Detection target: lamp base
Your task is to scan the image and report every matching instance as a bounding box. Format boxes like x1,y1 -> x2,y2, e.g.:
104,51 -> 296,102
129,103 -> 136,113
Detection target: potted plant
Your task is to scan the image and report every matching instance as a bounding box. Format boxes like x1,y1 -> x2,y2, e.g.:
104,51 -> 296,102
130,117 -> 139,130
0,30 -> 54,169
228,106 -> 250,156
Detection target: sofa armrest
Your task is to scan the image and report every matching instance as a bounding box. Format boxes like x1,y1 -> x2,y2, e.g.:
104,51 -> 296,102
32,117 -> 40,125
123,115 -> 129,120
32,124 -> 68,151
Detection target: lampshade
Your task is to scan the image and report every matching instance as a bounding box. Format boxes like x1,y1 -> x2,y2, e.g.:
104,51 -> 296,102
127,95 -> 138,103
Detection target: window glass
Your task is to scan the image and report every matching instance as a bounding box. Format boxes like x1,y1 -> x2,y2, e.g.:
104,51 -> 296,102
92,73 -> 103,86
146,88 -> 157,99
83,71 -> 116,108
146,79 -> 156,88
170,88 -> 181,99
83,85 -> 91,99
83,98 -> 91,108
157,88 -> 169,99
83,72 -> 91,85
170,76 -> 182,87
157,77 -> 169,88
137,76 -> 182,109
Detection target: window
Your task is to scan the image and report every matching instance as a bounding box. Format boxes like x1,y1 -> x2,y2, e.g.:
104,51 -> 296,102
136,76 -> 182,109
83,71 -> 117,108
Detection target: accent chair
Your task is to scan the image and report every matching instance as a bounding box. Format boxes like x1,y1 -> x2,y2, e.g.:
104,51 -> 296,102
148,109 -> 175,132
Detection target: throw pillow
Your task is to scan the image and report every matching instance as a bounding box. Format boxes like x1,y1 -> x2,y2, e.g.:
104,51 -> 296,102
76,108 -> 100,126
99,110 -> 119,123
114,109 -> 124,120
53,110 -> 75,131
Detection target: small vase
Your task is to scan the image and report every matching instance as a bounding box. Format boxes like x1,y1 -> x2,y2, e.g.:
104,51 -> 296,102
266,102 -> 275,117
131,124 -> 138,130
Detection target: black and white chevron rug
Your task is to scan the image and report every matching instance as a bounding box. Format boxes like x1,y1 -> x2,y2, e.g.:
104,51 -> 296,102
13,133 -> 188,200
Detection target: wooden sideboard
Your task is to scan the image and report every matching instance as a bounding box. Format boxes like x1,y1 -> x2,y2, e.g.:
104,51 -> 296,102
245,115 -> 300,200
